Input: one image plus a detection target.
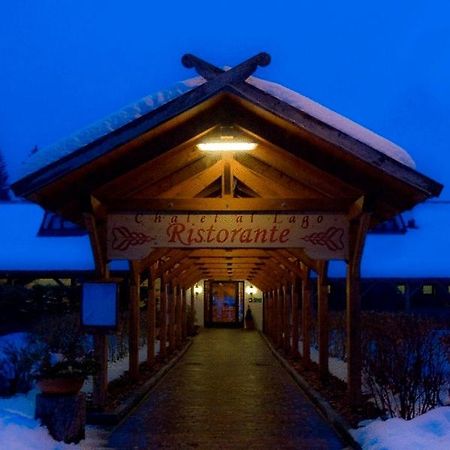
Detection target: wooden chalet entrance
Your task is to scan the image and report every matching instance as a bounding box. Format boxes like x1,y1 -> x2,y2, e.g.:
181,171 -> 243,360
12,52 -> 442,409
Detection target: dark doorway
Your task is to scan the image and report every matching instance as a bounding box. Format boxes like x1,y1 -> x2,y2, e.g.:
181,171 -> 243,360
205,281 -> 244,328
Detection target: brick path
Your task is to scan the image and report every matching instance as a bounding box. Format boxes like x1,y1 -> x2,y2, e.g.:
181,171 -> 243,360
107,329 -> 345,449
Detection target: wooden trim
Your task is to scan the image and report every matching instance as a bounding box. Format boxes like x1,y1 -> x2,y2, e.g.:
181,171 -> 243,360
104,197 -> 354,212
317,260 -> 329,381
159,160 -> 224,198
291,278 -> 300,358
147,267 -> 156,367
301,269 -> 312,364
159,275 -> 168,359
346,213 -> 372,406
83,213 -> 108,278
128,261 -> 140,381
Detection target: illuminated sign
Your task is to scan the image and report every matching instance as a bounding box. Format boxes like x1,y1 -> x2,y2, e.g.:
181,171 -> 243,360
107,213 -> 348,260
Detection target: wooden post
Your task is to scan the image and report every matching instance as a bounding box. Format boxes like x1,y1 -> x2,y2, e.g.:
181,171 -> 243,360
317,261 -> 329,382
276,287 -> 283,348
291,279 -> 300,358
147,268 -> 156,367
175,283 -> 182,348
159,275 -> 168,359
181,287 -> 187,340
347,213 -> 371,407
129,262 -> 140,381
83,213 -> 109,409
301,271 -> 311,364
271,289 -> 276,342
168,282 -> 176,352
262,292 -> 267,333
283,284 -> 291,354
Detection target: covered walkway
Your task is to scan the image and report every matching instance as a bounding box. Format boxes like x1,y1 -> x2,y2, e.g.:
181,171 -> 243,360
106,329 -> 344,449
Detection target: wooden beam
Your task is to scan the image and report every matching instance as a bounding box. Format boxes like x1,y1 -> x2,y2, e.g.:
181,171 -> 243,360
233,152 -> 329,199
159,160 -> 224,198
167,281 -> 176,353
159,275 -> 168,359
301,269 -> 312,365
147,267 -> 157,367
128,261 -> 140,381
105,197 -> 354,212
317,260 -> 329,382
347,213 -> 371,407
230,159 -> 284,197
83,213 -> 108,278
291,278 -> 300,358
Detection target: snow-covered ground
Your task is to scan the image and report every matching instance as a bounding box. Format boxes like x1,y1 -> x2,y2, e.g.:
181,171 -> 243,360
0,389 -> 105,449
351,407 -> 450,450
3,332 -> 450,449
0,332 -> 160,448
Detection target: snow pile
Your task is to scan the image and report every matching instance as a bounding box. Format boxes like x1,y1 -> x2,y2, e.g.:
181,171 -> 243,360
0,390 -> 75,449
352,407 -> 450,450
0,389 -> 106,449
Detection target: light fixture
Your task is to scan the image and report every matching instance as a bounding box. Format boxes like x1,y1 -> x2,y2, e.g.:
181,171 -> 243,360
245,285 -> 256,296
194,283 -> 203,296
197,126 -> 257,152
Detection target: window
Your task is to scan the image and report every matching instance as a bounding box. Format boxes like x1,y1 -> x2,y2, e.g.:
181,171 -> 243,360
423,285 -> 434,295
397,284 -> 406,295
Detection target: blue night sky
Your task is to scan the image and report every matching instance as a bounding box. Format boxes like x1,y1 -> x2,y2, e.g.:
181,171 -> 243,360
1,1 -> 449,197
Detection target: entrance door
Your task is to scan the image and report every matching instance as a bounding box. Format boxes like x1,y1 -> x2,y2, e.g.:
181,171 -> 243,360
206,281 -> 243,328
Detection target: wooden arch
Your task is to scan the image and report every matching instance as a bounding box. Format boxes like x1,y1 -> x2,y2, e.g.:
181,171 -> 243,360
12,53 -> 442,409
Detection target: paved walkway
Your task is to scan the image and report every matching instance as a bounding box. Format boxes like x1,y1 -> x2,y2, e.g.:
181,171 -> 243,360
107,329 -> 345,449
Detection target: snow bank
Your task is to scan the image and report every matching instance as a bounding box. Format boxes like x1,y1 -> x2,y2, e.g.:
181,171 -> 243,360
352,407 -> 450,450
0,390 -> 76,449
0,389 -> 105,449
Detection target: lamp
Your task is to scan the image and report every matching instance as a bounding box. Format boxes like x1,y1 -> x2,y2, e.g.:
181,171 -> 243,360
246,285 -> 256,302
245,285 -> 256,296
194,283 -> 203,296
197,126 -> 257,152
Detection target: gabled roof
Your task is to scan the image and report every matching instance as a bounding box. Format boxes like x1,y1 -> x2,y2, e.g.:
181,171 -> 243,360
16,74 -> 415,184
12,54 -> 439,202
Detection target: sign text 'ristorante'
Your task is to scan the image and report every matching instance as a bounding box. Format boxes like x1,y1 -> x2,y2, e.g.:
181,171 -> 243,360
107,213 -> 349,260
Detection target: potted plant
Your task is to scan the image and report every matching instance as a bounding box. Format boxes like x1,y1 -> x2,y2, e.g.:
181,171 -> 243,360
30,314 -> 98,395
245,306 -> 255,330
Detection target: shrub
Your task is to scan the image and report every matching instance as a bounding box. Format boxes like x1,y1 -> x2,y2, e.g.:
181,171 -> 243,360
0,341 -> 40,396
361,312 -> 448,419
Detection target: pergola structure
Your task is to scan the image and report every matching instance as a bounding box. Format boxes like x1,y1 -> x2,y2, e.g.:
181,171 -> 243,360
12,53 -> 442,408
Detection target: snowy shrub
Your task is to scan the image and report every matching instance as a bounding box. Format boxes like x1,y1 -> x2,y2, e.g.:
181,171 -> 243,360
361,313 -> 448,419
328,311 -> 346,360
0,342 -> 39,396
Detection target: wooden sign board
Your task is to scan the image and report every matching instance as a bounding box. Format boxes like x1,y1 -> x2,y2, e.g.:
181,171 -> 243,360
107,213 -> 348,260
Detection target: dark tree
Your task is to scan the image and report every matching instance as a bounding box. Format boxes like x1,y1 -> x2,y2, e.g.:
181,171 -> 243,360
0,149 -> 10,200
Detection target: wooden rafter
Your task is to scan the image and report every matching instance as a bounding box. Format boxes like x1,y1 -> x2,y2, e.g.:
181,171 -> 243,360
104,197 -> 354,212
232,155 -> 326,199
159,160 -> 224,198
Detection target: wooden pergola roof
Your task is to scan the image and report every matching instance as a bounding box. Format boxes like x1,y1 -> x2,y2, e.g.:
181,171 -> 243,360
12,53 -> 443,288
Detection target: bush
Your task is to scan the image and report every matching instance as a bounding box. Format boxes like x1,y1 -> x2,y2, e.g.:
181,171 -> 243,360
361,312 -> 448,419
0,341 -> 39,396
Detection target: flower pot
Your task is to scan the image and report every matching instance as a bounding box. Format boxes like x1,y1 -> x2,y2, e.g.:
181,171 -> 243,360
37,377 -> 84,395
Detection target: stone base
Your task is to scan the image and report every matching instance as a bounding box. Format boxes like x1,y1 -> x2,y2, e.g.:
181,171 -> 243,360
35,392 -> 86,443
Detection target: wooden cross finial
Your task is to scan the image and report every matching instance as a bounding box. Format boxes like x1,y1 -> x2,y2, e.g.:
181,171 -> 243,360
181,52 -> 271,83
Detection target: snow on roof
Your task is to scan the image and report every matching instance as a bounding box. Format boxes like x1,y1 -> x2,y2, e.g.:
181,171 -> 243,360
0,202 -> 94,272
15,73 -> 414,181
246,77 -> 416,168
329,201 -> 450,278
